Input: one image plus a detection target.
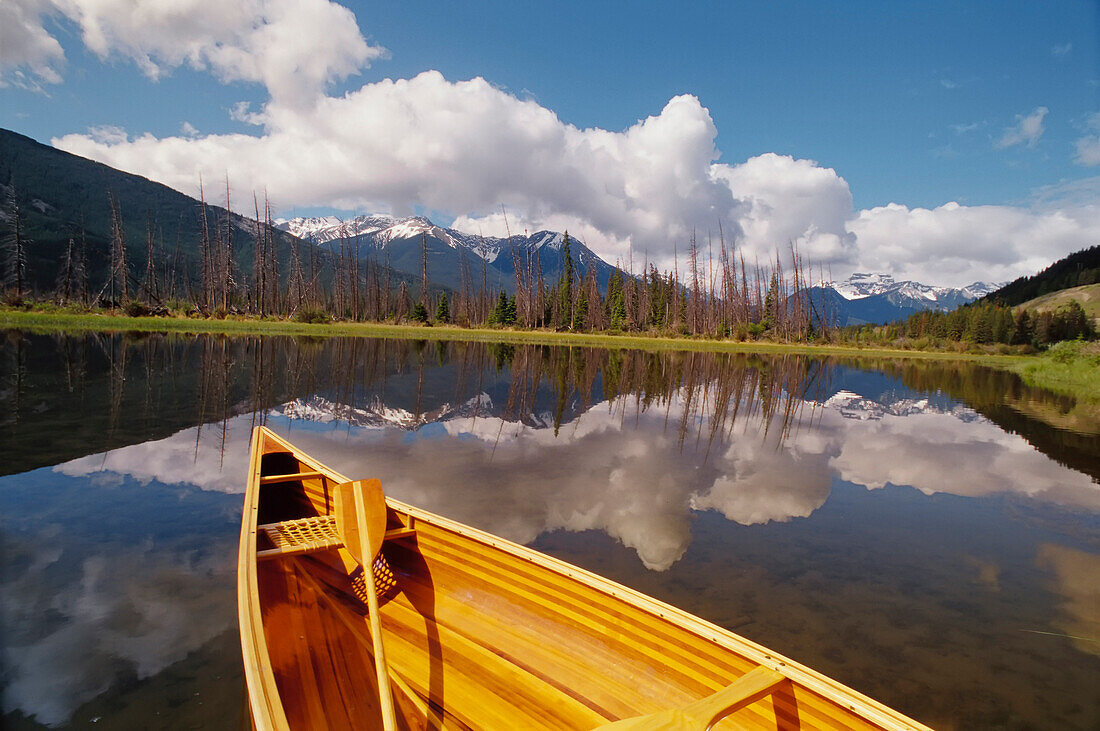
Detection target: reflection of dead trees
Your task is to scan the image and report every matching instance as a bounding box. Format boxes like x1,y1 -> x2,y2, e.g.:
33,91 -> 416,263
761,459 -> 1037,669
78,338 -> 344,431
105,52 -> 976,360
292,339 -> 820,454
179,335 -> 824,456
103,333 -> 129,441
2,330 -> 25,427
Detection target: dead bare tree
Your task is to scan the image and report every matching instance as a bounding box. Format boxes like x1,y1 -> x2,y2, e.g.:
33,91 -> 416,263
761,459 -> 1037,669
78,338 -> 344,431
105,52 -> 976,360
1,181 -> 30,301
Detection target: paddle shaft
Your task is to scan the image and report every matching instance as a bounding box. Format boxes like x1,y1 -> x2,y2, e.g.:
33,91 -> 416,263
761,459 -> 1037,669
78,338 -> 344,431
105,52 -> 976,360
354,482 -> 398,731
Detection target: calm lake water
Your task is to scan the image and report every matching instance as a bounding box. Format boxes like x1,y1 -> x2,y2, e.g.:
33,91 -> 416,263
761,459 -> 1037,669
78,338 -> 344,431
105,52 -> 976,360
1,331 -> 1098,729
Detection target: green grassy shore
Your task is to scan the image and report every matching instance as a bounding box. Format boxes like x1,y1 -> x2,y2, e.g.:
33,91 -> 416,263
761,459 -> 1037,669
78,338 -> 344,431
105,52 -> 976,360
3,309 -> 1098,402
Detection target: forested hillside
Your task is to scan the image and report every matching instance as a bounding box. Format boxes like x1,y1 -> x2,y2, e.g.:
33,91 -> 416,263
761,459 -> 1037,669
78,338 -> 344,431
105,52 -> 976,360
982,245 -> 1100,307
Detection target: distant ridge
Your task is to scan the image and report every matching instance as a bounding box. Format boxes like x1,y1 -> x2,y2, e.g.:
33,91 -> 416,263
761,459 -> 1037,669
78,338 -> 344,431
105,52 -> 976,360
797,273 -> 1003,326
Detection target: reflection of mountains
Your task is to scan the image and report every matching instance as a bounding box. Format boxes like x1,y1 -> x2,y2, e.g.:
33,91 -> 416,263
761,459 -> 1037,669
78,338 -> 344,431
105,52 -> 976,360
279,392 -> 576,432
282,388 -> 982,434
278,393 -> 558,430
824,390 -> 982,422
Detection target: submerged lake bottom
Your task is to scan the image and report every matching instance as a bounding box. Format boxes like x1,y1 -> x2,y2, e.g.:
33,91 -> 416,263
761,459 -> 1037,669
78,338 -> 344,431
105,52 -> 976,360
1,331 -> 1098,729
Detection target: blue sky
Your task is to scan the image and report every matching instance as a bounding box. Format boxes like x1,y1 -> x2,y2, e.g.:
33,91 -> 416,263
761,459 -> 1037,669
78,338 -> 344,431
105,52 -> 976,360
1,1 -> 1098,285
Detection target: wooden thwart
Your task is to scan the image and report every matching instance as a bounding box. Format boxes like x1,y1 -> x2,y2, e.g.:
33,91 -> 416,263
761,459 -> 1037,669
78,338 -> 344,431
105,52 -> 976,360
257,514 -> 415,561
260,470 -> 324,485
596,666 -> 787,730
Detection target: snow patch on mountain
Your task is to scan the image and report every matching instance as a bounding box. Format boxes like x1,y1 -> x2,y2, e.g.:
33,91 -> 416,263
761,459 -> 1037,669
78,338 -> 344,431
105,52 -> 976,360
274,214 -> 397,243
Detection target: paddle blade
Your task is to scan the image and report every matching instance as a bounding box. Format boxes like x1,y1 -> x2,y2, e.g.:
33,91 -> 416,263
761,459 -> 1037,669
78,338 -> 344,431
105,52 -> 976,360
334,479 -> 388,566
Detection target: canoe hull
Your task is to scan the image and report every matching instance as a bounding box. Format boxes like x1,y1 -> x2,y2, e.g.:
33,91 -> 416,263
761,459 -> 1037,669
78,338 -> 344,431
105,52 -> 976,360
238,426 -> 930,730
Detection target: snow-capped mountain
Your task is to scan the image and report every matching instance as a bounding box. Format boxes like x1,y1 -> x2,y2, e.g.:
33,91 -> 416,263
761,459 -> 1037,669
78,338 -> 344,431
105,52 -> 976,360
274,214 -> 581,265
803,273 -> 1006,325
274,213 -> 618,294
829,273 -> 899,300
274,214 -> 398,243
828,272 -> 1002,308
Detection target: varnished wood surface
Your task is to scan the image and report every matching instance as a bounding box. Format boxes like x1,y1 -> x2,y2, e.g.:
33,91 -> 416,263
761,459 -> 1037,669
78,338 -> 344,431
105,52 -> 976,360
334,479 -> 388,567
239,426 -> 933,731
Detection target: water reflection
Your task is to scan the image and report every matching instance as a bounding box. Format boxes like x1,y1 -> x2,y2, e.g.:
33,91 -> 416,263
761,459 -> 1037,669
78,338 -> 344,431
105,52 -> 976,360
1,331 -> 1099,729
0,464 -> 240,727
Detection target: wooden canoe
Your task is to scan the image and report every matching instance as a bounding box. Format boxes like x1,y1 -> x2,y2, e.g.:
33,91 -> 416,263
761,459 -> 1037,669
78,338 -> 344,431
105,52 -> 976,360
238,426 -> 931,730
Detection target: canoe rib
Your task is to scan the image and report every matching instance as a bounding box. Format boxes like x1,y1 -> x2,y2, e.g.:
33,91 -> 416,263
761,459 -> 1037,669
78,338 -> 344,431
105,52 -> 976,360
239,426 -> 934,731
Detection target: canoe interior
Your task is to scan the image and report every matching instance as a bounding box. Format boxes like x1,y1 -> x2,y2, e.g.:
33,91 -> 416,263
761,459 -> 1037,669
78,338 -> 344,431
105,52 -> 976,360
243,428 -> 928,730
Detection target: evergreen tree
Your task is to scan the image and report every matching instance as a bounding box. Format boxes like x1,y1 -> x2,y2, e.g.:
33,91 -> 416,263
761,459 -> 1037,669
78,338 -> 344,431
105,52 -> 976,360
606,269 -> 626,329
575,282 -> 588,330
410,301 -> 429,323
435,293 -> 450,323
761,272 -> 778,332
1010,309 -> 1032,345
489,289 -> 515,325
558,231 -> 574,327
505,293 -> 517,324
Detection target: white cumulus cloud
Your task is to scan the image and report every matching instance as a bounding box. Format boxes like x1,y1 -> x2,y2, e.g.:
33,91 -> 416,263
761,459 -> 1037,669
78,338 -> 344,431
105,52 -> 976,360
847,199 -> 1100,287
0,0 -> 65,90
713,153 -> 857,266
3,0 -> 383,102
56,73 -> 742,268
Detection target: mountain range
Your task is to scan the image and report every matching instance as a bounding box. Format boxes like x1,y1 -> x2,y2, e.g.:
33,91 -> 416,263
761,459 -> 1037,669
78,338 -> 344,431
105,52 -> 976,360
803,273 -> 1003,326
275,213 -> 616,296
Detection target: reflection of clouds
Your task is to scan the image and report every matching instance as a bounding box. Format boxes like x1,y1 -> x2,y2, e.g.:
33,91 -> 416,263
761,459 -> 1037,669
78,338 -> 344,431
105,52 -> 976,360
1037,543 -> 1100,658
283,405 -> 701,571
690,434 -> 832,525
0,536 -> 235,726
270,386 -> 1100,572
54,418 -> 254,494
830,411 -> 1100,509
51,390 -> 1097,577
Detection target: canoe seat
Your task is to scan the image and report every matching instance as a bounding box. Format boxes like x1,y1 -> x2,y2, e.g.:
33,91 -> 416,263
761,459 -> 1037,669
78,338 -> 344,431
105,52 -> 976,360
257,515 -> 417,561
258,515 -> 343,560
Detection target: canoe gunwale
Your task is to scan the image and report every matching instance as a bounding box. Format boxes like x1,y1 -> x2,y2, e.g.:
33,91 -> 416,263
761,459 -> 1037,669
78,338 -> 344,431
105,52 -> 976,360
239,425 -> 932,731
237,427 -> 292,731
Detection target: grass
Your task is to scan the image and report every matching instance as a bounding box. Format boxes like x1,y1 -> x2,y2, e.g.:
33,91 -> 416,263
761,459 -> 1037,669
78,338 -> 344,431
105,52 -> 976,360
3,308 -> 1098,401
1017,282 -> 1100,325
1004,340 -> 1100,403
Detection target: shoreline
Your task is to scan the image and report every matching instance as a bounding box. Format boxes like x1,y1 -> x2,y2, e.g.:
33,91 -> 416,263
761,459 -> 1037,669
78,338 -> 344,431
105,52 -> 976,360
3,309 -> 1096,401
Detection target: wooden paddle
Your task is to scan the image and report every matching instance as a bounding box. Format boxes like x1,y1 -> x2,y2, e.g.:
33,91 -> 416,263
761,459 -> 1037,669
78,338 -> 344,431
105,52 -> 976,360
334,479 -> 398,731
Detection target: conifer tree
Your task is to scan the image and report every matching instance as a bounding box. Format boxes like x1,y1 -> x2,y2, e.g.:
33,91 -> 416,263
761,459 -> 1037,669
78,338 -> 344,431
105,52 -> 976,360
558,231 -> 574,328
762,271 -> 779,332
435,292 -> 450,323
575,278 -> 588,330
